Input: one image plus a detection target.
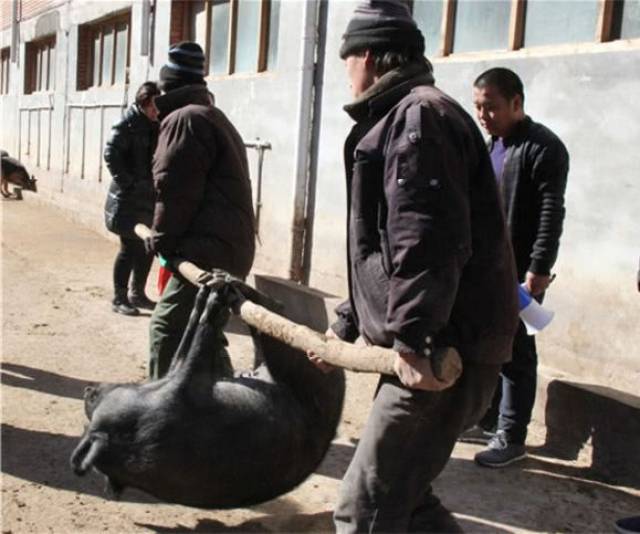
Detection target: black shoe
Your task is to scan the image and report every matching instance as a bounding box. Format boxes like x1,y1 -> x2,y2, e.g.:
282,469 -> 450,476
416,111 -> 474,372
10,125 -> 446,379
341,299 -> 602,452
474,431 -> 526,468
129,293 -> 156,310
112,298 -> 139,316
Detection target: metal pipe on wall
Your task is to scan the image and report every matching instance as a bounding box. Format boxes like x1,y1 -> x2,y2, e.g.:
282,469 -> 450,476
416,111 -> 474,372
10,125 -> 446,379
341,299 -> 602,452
11,0 -> 19,63
245,138 -> 272,237
140,0 -> 151,56
289,0 -> 321,284
300,0 -> 328,286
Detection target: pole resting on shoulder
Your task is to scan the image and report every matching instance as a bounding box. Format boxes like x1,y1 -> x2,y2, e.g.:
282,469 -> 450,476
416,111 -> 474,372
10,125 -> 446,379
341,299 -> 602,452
133,224 -> 462,389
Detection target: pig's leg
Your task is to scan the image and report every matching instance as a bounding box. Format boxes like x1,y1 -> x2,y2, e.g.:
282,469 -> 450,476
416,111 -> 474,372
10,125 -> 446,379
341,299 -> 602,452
173,288 -> 233,397
166,284 -> 211,376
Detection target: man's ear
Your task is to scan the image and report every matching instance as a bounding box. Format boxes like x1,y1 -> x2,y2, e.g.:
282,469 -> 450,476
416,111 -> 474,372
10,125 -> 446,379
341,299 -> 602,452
512,94 -> 524,114
363,49 -> 375,69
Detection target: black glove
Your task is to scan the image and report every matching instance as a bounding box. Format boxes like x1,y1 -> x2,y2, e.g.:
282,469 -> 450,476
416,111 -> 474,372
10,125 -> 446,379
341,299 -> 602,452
143,235 -> 157,256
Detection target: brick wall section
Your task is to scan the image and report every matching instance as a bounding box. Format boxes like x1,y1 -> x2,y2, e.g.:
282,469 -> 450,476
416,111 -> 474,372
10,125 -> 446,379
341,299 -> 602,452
1,2 -> 12,30
19,0 -> 65,22
1,0 -> 66,29
170,0 -> 188,45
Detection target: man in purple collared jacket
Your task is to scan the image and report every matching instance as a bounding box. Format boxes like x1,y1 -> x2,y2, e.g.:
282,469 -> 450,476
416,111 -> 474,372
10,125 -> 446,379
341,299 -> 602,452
470,67 -> 569,467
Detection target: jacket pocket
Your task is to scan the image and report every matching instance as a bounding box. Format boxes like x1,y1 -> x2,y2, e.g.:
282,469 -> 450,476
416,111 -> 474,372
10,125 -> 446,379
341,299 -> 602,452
353,251 -> 392,346
350,157 -> 384,261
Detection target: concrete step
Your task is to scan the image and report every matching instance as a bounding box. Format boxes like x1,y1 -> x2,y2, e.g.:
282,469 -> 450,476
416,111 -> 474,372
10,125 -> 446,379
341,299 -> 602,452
533,366 -> 640,488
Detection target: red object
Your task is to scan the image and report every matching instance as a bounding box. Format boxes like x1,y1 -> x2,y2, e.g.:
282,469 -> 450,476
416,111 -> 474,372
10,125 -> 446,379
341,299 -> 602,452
157,265 -> 172,295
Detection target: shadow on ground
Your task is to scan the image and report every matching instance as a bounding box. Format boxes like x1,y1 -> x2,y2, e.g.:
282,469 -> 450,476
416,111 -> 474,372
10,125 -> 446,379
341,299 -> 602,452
135,511 -> 334,533
1,362 -> 91,400
1,423 -> 157,504
439,455 -> 640,532
538,379 -> 640,489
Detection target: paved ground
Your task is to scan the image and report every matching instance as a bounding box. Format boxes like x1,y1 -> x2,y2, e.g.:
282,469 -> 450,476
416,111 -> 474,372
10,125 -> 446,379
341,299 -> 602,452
2,196 -> 639,533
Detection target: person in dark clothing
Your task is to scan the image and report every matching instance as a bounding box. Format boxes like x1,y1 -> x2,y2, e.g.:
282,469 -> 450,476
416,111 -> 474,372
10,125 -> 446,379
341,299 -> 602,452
469,67 -> 569,467
311,2 -> 519,532
144,42 -> 255,379
104,81 -> 161,315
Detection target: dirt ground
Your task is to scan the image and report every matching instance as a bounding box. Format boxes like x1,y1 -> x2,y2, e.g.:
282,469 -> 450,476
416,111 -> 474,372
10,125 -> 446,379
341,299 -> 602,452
2,197 -> 639,533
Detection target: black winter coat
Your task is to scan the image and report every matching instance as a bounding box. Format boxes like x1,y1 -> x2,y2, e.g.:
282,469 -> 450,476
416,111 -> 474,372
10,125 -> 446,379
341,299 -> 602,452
332,64 -> 519,365
104,104 -> 158,237
493,116 -> 569,281
149,85 -> 255,278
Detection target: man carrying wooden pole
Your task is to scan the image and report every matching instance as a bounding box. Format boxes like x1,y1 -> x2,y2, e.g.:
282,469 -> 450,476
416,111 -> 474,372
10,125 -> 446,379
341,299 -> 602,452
310,1 -> 520,531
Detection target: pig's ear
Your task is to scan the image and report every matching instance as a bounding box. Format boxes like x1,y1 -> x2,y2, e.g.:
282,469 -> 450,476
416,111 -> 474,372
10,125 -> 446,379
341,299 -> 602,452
84,386 -> 101,419
70,433 -> 107,475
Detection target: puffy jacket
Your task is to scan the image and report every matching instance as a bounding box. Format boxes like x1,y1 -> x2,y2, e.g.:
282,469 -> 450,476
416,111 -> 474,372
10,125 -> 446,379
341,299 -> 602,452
104,104 -> 158,236
492,116 -> 569,281
149,85 -> 255,278
332,63 -> 519,365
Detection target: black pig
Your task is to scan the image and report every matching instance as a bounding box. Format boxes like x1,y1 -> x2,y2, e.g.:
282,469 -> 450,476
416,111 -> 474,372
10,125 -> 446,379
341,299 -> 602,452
70,282 -> 345,508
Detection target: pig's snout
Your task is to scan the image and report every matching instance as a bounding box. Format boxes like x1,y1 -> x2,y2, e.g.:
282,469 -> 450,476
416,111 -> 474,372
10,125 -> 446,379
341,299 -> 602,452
70,432 -> 107,475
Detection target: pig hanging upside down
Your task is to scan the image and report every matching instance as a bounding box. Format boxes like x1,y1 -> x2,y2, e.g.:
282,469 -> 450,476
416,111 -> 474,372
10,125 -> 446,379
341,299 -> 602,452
1,151 -> 37,198
70,281 -> 346,508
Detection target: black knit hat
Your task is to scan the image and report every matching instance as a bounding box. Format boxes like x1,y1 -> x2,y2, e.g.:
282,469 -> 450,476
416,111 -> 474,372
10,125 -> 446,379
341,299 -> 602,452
339,0 -> 425,60
159,41 -> 206,92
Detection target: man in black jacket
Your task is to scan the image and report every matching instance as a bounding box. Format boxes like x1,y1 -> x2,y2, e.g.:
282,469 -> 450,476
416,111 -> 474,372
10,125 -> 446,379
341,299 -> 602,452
326,2 -> 519,531
145,42 -> 255,379
470,67 -> 569,467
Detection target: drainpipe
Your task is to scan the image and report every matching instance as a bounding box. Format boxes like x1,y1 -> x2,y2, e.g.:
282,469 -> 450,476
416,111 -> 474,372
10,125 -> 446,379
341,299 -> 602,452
289,0 -> 326,284
11,0 -> 19,63
141,0 -> 151,56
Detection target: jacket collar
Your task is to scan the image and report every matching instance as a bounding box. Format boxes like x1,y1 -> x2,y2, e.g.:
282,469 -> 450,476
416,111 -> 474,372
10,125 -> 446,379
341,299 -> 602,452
343,60 -> 435,123
497,115 -> 532,147
155,84 -> 212,121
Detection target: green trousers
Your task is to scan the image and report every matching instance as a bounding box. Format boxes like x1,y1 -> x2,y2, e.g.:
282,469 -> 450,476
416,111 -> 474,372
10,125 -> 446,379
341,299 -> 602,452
148,274 -> 234,380
148,275 -> 198,379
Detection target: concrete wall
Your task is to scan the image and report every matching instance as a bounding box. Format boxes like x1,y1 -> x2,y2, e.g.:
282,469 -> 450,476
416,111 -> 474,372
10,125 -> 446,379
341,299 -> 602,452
1,1 -> 143,227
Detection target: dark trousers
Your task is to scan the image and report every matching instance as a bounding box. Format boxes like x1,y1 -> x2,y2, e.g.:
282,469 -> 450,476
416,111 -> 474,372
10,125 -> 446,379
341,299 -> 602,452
480,321 -> 538,444
148,274 -> 233,380
334,361 -> 501,533
113,236 -> 153,297
148,275 -> 198,379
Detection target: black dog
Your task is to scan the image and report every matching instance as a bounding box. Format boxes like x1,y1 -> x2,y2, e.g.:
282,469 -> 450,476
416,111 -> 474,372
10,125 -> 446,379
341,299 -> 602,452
1,151 -> 37,198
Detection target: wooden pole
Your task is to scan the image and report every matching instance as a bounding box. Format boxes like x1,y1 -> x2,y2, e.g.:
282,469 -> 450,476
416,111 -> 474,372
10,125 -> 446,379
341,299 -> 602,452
134,224 -> 462,390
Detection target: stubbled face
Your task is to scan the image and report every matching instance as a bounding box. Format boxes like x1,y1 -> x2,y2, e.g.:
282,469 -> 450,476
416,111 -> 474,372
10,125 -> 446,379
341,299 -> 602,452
345,53 -> 376,99
472,84 -> 522,138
